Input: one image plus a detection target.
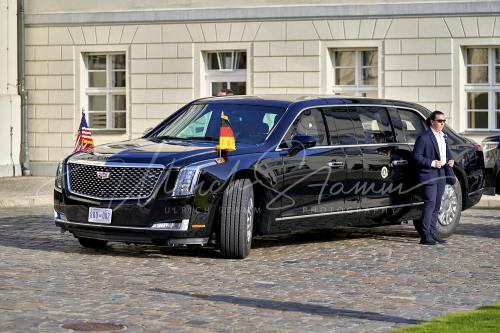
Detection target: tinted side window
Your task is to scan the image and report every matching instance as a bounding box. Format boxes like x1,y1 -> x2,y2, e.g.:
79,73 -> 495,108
322,108 -> 340,145
281,108 -> 328,148
398,109 -> 426,144
323,108 -> 357,145
350,106 -> 395,144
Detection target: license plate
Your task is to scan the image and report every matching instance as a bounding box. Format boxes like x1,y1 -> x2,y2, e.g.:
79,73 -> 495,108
88,207 -> 112,224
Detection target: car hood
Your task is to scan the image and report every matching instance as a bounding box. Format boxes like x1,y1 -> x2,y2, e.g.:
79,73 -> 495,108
66,138 -> 263,168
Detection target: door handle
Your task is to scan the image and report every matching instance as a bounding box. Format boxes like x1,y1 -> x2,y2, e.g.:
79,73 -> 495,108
328,161 -> 345,168
391,159 -> 408,167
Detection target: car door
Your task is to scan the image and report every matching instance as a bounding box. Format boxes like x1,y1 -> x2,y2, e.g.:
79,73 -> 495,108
323,107 -> 362,226
278,108 -> 334,224
396,108 -> 428,208
387,107 -> 422,220
348,106 -> 413,224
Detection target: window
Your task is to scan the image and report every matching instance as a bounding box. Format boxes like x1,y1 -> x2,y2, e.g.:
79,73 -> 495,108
350,106 -> 395,144
178,111 -> 213,138
331,49 -> 378,97
281,109 -> 328,148
205,51 -> 246,96
157,103 -> 285,145
85,54 -> 126,131
464,47 -> 500,130
397,109 -> 427,144
323,108 -> 350,145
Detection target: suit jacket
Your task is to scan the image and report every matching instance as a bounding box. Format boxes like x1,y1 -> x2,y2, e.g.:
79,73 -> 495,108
412,128 -> 456,185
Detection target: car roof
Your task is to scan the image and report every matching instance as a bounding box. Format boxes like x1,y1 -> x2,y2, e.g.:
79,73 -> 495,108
196,94 -> 427,111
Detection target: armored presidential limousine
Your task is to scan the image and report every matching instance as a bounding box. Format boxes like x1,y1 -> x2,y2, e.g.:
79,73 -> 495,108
54,95 -> 484,259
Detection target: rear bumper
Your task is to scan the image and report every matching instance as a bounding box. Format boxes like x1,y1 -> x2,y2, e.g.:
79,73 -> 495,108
484,166 -> 498,195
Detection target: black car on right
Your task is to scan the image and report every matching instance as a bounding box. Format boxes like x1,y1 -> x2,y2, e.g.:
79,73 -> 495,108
482,135 -> 500,195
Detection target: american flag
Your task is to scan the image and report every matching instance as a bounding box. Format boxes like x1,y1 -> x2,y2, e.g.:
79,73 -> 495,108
74,112 -> 94,153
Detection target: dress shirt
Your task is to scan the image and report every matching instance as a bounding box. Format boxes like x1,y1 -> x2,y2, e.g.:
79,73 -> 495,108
430,128 -> 447,168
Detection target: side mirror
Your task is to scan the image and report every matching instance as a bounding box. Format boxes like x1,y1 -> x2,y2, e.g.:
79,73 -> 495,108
289,135 -> 316,154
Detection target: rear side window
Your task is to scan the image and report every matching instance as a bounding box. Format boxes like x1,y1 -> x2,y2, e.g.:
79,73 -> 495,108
398,109 -> 426,144
323,108 -> 355,145
350,106 -> 395,144
281,108 -> 328,148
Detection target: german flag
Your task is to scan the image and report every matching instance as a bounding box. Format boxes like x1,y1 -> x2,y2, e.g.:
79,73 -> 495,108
216,112 -> 236,152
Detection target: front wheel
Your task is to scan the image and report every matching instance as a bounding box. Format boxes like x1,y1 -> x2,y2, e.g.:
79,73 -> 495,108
436,178 -> 462,238
220,179 -> 254,259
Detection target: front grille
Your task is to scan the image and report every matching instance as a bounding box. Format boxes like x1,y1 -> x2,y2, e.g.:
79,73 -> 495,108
67,162 -> 164,200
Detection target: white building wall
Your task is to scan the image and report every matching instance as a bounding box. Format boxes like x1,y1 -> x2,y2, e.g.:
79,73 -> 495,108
0,0 -> 21,177
22,2 -> 500,175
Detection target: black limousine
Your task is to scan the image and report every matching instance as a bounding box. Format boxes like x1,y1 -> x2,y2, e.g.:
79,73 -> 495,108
54,96 -> 485,258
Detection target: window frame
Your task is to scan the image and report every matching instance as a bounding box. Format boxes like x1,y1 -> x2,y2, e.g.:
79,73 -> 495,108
330,48 -> 379,97
204,50 -> 247,96
276,104 -> 431,151
464,47 -> 500,131
84,53 -> 127,132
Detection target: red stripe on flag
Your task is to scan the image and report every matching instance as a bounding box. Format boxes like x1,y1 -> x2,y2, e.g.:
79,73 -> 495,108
220,126 -> 234,137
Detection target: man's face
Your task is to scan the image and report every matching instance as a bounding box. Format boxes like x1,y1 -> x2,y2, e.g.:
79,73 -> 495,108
431,114 -> 446,132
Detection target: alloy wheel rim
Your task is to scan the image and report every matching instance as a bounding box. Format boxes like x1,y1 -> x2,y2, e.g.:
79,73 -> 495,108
438,185 -> 457,226
246,198 -> 254,243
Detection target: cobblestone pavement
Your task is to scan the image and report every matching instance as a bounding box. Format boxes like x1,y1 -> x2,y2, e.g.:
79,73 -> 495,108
1,207 -> 499,333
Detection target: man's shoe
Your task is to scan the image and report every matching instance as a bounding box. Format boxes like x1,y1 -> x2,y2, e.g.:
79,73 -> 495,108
420,238 -> 436,245
432,236 -> 447,244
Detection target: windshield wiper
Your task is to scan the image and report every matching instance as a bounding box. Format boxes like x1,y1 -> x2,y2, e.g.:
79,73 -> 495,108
151,135 -> 217,142
183,136 -> 217,142
152,135 -> 190,141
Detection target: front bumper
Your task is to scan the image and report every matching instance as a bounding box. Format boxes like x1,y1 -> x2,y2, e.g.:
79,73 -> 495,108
54,188 -> 217,246
55,217 -> 209,246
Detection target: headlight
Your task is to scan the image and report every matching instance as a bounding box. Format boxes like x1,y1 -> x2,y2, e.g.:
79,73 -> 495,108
55,162 -> 63,190
172,160 -> 217,196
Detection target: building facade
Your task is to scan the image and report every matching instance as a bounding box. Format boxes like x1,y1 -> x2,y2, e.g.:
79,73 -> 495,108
13,0 -> 500,175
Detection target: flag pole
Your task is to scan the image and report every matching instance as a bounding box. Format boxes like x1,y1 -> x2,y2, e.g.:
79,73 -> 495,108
219,112 -> 223,159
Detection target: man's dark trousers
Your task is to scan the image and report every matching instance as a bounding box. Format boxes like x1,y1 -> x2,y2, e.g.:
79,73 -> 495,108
421,169 -> 446,240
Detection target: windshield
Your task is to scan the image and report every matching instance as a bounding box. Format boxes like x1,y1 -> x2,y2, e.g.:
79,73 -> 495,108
155,103 -> 286,145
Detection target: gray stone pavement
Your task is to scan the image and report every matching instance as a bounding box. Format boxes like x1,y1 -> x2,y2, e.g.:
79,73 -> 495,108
0,206 -> 499,333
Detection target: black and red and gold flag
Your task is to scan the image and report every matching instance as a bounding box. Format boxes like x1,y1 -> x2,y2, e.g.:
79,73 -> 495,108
216,112 -> 236,152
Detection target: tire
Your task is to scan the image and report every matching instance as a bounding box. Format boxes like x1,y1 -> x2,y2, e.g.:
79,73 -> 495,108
436,177 -> 462,238
78,237 -> 108,249
220,179 -> 254,259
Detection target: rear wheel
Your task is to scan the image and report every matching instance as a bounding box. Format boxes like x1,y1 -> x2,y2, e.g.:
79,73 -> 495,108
437,178 -> 462,238
220,179 -> 254,259
78,237 -> 108,249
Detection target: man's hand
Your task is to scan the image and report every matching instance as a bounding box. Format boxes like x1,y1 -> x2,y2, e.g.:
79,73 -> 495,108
448,160 -> 454,167
434,160 -> 443,168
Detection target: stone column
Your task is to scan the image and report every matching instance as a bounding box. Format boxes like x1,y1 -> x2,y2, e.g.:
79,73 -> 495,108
0,0 -> 21,177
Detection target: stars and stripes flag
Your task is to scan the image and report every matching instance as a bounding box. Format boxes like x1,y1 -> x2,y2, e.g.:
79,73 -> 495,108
74,111 -> 94,153
215,112 -> 236,153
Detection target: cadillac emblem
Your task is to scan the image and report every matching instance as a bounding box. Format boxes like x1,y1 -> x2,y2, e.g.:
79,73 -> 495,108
96,171 -> 111,180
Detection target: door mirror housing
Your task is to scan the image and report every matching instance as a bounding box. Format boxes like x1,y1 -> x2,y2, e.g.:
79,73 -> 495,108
289,135 -> 316,154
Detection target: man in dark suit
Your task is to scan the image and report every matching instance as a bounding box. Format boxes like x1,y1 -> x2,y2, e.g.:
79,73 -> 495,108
412,111 -> 455,245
